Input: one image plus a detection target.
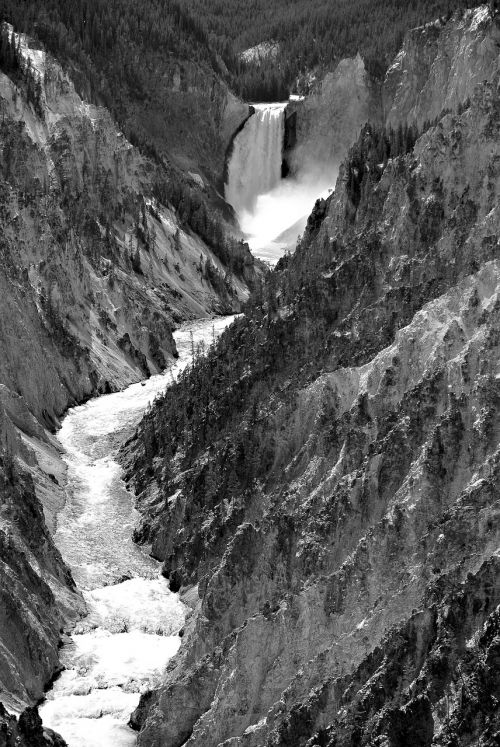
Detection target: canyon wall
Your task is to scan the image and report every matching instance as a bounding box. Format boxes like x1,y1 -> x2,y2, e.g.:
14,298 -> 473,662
288,5 -> 500,182
0,28 -> 256,425
142,56 -> 250,181
286,54 -> 382,178
124,7 -> 500,746
384,4 -> 500,128
0,27 -> 258,714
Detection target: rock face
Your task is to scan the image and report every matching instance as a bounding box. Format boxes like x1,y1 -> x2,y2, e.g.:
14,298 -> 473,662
149,57 -> 250,180
123,8 -> 500,746
288,5 -> 500,181
0,702 -> 66,746
384,5 -> 500,128
0,27 -> 258,712
286,53 -> 382,178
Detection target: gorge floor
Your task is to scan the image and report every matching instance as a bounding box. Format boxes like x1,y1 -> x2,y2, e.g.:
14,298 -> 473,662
39,316 -> 235,747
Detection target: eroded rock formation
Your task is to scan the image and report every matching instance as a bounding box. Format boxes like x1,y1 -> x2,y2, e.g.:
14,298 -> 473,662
384,4 -> 500,128
123,8 -> 500,745
0,702 -> 66,746
286,53 -> 382,177
288,5 -> 500,183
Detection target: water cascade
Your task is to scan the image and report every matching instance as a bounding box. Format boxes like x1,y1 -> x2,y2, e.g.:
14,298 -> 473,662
225,103 -> 333,264
225,103 -> 286,216
40,317 -> 235,747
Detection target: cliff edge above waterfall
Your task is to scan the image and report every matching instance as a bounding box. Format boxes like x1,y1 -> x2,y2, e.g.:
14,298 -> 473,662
122,7 -> 500,746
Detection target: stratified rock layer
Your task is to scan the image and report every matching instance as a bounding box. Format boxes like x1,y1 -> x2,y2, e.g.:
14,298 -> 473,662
124,8 -> 500,746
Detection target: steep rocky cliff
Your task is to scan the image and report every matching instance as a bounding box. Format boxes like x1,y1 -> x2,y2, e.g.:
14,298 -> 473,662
0,25 -> 258,715
384,4 -> 500,128
288,5 -> 500,182
286,54 -> 382,178
123,8 -> 500,746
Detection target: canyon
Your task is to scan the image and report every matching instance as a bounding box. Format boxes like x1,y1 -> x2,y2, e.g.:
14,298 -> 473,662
225,3 -> 500,264
123,6 -> 500,747
0,20 -> 257,738
0,4 -> 499,747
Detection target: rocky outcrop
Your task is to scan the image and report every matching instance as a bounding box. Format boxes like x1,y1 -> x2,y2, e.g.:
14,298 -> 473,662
0,702 -> 66,746
123,15 -> 500,746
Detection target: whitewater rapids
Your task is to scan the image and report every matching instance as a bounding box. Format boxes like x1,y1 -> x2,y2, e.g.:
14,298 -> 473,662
40,317 -> 235,747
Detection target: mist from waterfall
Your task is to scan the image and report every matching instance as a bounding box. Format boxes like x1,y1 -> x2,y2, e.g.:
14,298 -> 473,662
225,102 -> 335,264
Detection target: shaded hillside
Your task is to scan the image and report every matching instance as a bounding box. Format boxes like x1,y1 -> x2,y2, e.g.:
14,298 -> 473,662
122,7 -> 500,746
0,0 -> 247,179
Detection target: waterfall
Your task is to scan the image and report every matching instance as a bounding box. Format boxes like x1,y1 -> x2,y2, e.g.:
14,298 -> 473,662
225,103 -> 286,215
225,101 -> 334,265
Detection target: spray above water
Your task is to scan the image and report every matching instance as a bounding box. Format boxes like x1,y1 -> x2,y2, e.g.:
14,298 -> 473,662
239,172 -> 333,263
225,102 -> 335,264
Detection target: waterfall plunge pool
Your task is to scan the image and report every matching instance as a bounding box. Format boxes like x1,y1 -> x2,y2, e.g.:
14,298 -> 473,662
40,316 -> 235,747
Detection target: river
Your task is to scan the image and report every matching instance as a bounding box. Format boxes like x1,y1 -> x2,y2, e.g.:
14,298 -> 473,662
40,316 -> 235,747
